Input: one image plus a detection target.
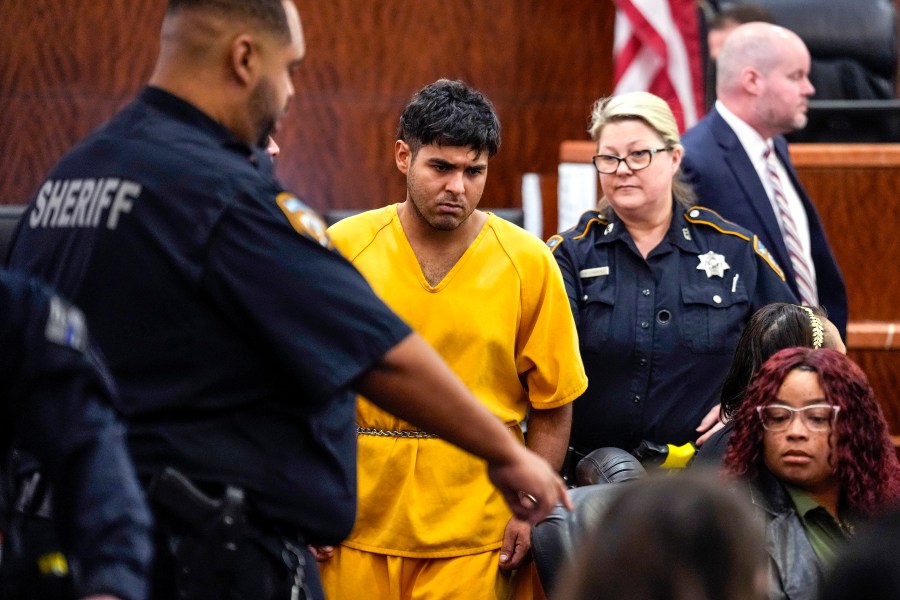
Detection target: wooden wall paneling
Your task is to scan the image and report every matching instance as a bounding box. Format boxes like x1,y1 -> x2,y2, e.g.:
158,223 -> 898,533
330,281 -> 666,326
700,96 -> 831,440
1,0 -> 164,205
791,144 -> 900,321
798,167 -> 897,320
492,0 -> 615,210
280,1 -> 519,211
789,144 -> 900,321
281,1 -> 616,213
849,349 -> 900,438
1,2 -> 617,218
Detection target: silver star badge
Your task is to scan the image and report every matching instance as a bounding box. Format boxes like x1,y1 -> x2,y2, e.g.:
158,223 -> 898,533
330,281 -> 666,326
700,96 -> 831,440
696,251 -> 730,278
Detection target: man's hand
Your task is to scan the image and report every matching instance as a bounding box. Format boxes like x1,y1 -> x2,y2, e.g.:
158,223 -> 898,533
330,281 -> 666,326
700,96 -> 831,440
498,517 -> 533,572
694,403 -> 722,446
83,596 -> 123,600
487,443 -> 571,523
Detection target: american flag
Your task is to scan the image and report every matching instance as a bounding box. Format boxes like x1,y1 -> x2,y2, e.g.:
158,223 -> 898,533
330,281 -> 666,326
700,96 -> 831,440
612,0 -> 705,132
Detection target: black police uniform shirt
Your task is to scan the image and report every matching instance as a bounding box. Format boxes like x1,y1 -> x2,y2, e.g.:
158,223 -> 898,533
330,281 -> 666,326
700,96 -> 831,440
7,86 -> 413,544
0,269 -> 152,600
548,202 -> 796,454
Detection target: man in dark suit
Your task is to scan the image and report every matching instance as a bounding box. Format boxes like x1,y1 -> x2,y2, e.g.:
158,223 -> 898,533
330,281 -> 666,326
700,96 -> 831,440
681,22 -> 847,338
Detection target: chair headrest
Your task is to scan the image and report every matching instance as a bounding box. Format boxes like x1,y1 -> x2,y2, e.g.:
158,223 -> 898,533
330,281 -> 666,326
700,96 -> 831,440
576,447 -> 647,486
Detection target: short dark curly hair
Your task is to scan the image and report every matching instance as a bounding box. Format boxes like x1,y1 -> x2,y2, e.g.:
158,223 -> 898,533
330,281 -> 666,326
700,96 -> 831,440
397,79 -> 501,159
167,0 -> 290,41
725,347 -> 900,517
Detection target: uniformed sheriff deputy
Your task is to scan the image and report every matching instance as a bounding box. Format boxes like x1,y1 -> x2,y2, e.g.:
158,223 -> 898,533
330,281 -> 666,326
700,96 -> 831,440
0,269 -> 152,600
548,91 -> 796,473
6,2 -> 569,598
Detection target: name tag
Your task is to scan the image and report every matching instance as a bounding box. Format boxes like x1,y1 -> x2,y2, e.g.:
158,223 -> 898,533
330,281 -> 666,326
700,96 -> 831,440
579,267 -> 609,278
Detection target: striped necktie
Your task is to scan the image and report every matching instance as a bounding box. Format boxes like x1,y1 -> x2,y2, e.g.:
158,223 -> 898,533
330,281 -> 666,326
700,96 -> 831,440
764,145 -> 818,306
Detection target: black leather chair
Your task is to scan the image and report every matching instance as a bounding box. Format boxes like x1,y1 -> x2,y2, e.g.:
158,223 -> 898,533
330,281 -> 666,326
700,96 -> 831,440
532,448 -> 647,595
722,0 -> 897,99
574,446 -> 647,486
0,205 -> 26,264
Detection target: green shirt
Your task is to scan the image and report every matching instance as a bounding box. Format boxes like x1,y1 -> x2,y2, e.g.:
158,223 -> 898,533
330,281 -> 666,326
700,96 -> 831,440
784,483 -> 854,568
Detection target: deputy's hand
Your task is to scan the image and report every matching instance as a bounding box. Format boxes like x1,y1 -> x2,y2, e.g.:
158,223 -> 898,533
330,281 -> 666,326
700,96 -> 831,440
695,404 -> 723,446
487,444 -> 571,523
82,596 -> 123,600
695,419 -> 725,446
309,545 -> 335,562
498,517 -> 533,571
694,403 -> 722,446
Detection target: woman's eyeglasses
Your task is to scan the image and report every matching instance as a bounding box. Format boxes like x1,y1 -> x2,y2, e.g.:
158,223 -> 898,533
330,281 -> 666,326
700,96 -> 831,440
592,147 -> 672,174
756,403 -> 840,432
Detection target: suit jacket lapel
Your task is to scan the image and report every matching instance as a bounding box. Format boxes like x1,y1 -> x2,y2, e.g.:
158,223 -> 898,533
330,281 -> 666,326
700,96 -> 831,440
711,111 -> 795,281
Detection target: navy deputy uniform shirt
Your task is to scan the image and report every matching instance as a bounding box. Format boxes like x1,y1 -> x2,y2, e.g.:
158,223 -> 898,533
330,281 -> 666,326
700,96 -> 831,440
7,86 -> 412,544
0,270 -> 152,600
548,203 -> 796,454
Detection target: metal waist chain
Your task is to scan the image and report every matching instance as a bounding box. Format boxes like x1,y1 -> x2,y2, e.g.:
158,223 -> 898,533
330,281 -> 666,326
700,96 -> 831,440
356,426 -> 439,439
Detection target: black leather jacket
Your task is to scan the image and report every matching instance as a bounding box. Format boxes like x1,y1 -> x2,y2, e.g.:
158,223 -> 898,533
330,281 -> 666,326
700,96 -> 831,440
750,469 -> 825,600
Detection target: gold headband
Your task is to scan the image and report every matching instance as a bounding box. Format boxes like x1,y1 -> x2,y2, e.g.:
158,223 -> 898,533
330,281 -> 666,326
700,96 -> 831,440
798,306 -> 824,349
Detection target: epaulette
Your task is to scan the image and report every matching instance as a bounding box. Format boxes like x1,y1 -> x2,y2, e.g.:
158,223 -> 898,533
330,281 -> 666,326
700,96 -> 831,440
275,192 -> 331,248
683,206 -> 750,242
547,210 -> 609,253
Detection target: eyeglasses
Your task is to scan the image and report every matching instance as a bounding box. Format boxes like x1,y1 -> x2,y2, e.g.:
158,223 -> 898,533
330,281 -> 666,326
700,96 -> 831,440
756,403 -> 840,432
592,147 -> 672,174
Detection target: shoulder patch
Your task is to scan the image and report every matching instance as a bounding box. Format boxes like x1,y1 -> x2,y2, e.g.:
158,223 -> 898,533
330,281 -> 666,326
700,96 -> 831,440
45,295 -> 88,351
276,193 -> 331,248
546,234 -> 564,252
753,236 -> 786,281
683,206 -> 750,242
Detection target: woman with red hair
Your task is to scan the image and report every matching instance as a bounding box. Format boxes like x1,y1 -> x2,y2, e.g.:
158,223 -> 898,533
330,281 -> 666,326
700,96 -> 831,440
724,347 -> 900,600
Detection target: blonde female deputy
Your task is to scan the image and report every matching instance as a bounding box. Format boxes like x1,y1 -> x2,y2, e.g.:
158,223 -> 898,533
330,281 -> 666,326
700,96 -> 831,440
548,91 -> 796,470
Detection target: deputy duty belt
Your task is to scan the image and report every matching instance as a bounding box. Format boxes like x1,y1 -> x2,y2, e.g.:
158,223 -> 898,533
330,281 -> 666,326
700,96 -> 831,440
356,427 -> 439,439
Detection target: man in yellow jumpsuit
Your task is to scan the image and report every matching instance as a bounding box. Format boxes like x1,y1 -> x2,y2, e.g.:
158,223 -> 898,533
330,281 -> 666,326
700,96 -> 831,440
318,79 -> 587,599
